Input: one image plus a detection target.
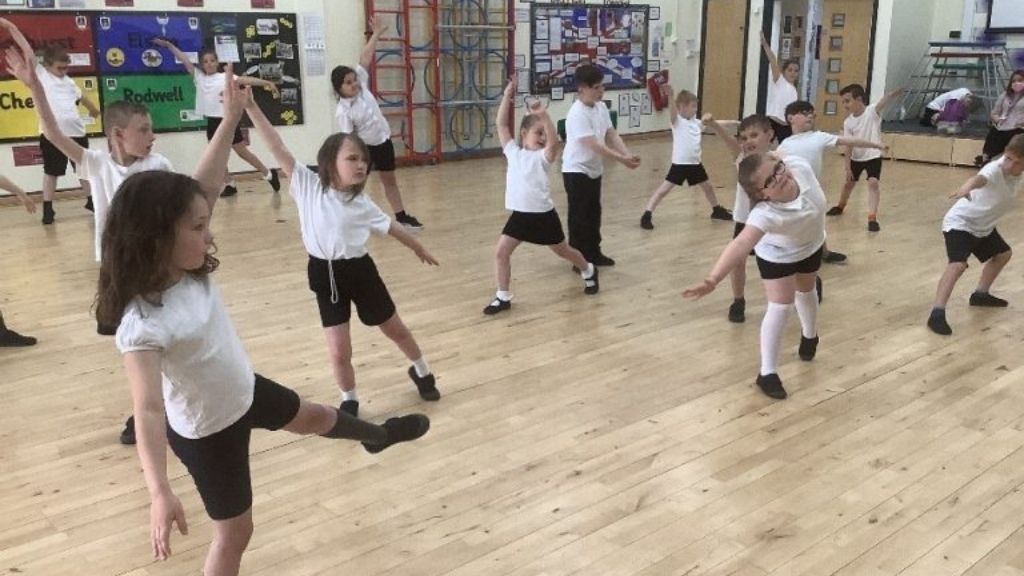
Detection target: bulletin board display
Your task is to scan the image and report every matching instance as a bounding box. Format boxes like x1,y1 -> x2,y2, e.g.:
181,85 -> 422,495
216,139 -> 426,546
529,4 -> 650,94
0,10 -> 303,143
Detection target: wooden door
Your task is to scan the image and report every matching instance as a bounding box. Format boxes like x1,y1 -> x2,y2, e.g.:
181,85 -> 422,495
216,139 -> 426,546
815,0 -> 876,131
700,0 -> 749,120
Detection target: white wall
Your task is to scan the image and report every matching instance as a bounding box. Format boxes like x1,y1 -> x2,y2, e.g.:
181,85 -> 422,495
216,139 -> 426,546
1,0 -> 366,194
874,0 -> 936,99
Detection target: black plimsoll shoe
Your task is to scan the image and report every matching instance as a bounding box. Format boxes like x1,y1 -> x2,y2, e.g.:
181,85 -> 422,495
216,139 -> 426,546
592,254 -> 616,267
220,184 -> 238,197
0,328 -> 37,347
267,168 -> 281,192
710,205 -> 733,221
868,220 -> 881,232
119,416 -> 136,445
583,266 -> 599,295
826,205 -> 844,216
799,335 -> 819,361
822,250 -> 847,264
756,373 -> 787,400
396,213 -> 424,229
84,196 -> 94,212
969,291 -> 1008,307
728,299 -> 745,323
640,211 -> 653,230
340,400 -> 359,418
41,204 -> 55,225
927,308 -> 952,335
483,297 -> 511,315
408,366 -> 440,401
363,414 -> 430,454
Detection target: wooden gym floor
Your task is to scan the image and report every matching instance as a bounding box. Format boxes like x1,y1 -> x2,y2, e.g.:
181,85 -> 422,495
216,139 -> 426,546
3,134 -> 1024,575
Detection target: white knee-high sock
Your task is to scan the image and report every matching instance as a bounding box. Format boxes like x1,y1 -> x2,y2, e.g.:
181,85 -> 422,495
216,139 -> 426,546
760,302 -> 792,375
794,289 -> 818,338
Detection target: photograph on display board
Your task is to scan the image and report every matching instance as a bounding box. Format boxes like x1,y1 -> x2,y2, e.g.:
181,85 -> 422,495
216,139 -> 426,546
529,3 -> 649,94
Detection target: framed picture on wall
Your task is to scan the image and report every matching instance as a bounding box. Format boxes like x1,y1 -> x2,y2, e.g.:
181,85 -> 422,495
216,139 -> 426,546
784,16 -> 792,34
826,79 -> 840,94
650,6 -> 660,20
832,13 -> 845,28
824,100 -> 838,115
793,36 -> 801,49
830,36 -> 843,51
828,58 -> 842,73
795,16 -> 803,29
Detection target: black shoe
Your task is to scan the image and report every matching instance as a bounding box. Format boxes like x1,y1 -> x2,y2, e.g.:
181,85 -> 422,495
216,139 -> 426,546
826,205 -> 844,216
220,184 -> 238,198
868,220 -> 881,232
408,366 -> 440,401
340,400 -> 359,418
0,328 -> 37,347
816,275 -> 823,304
267,168 -> 281,192
84,196 -> 94,212
710,205 -> 733,221
927,308 -> 952,335
640,210 -> 654,230
974,155 -> 986,168
969,291 -> 1008,307
799,335 -> 819,361
728,299 -> 745,323
756,373 -> 787,400
592,254 -> 616,267
396,213 -> 424,229
822,250 -> 847,264
363,414 -> 431,454
483,297 -> 511,315
119,416 -> 136,445
583,266 -> 599,295
42,203 -> 55,225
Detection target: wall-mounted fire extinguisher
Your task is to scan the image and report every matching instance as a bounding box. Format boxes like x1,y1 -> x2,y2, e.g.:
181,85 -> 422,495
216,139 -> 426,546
647,70 -> 670,111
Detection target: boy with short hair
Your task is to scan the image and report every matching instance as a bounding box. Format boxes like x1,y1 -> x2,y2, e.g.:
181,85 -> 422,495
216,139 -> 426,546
562,63 -> 641,266
830,84 -> 905,231
927,134 -> 1024,336
641,88 -> 731,230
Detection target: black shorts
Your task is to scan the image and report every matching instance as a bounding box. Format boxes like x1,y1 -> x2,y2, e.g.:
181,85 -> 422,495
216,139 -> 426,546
307,254 -> 396,328
206,116 -> 245,145
770,118 -> 793,143
756,245 -> 824,279
166,373 -> 300,521
501,209 -> 566,245
665,163 -> 709,187
943,228 -> 1011,263
850,158 -> 882,181
40,134 -> 89,177
368,139 -> 396,172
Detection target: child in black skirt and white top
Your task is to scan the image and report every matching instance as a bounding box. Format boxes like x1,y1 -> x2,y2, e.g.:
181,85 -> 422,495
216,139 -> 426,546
152,38 -> 281,197
245,94 -> 440,418
684,153 -> 825,400
331,16 -> 422,228
484,76 -> 598,315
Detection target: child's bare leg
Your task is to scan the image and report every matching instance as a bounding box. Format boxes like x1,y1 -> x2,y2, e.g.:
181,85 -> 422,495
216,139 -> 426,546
323,324 -> 355,393
977,250 -> 1011,293
549,241 -> 588,270
204,510 -> 253,576
730,263 -> 747,300
838,179 -> 856,209
933,261 -> 968,309
644,180 -> 675,212
42,174 -> 56,202
378,313 -> 422,362
867,178 -> 881,217
377,170 -> 406,215
495,235 -> 521,292
232,143 -> 269,176
698,181 -> 720,207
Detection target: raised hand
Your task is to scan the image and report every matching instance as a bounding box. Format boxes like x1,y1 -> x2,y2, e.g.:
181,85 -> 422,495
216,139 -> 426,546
4,45 -> 37,86
369,15 -> 388,36
504,74 -> 517,99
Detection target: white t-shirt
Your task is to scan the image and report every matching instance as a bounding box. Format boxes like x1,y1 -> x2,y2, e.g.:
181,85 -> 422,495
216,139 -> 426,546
671,115 -> 703,165
504,141 -> 554,213
562,99 -> 613,178
943,156 -> 1022,237
288,163 -> 392,260
927,88 -> 971,112
78,148 -> 174,261
777,130 -> 840,178
37,64 -> 85,137
116,275 -> 255,440
843,104 -> 882,162
746,156 -> 827,263
766,75 -> 798,122
193,69 -> 225,118
732,155 -> 751,223
334,65 -> 391,146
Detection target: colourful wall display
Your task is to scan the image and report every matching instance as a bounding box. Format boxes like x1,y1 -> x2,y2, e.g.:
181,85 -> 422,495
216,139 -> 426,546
101,74 -> 203,131
530,4 -> 650,94
0,12 -> 95,75
0,76 -> 104,140
95,13 -> 203,74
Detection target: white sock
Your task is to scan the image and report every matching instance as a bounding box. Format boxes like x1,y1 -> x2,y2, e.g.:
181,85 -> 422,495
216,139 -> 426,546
579,263 -> 595,279
413,357 -> 430,377
263,169 -> 273,180
794,288 -> 818,339
496,290 -> 513,302
341,389 -> 358,402
760,302 -> 792,375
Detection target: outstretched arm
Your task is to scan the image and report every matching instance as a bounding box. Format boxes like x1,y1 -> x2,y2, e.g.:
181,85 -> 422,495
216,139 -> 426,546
388,221 -> 439,265
192,64 -> 250,212
875,87 -> 906,115
0,174 -> 36,213
835,135 -> 887,152
359,16 -> 386,70
246,90 -> 296,178
536,106 -> 560,165
236,75 -> 280,99
950,174 -> 987,201
150,37 -> 195,75
702,113 -> 741,157
760,31 -> 782,82
682,225 -> 764,299
496,75 -> 515,147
